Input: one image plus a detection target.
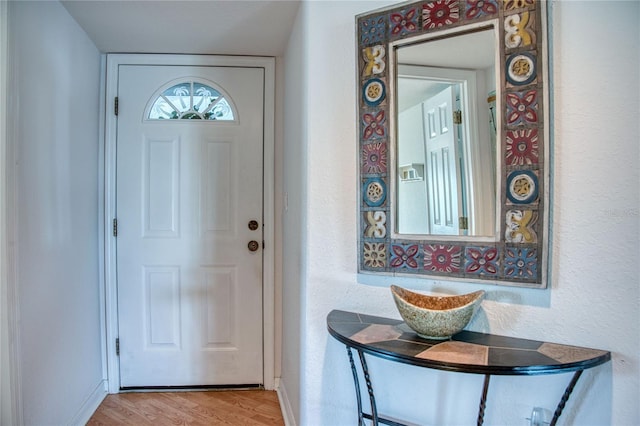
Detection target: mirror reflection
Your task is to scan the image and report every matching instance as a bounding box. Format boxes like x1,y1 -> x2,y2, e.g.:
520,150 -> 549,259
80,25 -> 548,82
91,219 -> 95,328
395,28 -> 497,237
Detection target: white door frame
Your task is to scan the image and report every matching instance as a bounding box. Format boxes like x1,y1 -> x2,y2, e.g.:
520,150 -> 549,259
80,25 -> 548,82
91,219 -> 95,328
103,54 -> 276,393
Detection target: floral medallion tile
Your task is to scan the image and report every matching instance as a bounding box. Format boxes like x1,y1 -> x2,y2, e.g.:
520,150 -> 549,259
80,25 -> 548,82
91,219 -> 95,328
360,15 -> 387,45
504,0 -> 536,12
465,0 -> 498,19
362,177 -> 387,207
465,246 -> 499,275
364,211 -> 387,239
505,209 -> 538,243
424,244 -> 462,273
362,78 -> 386,107
362,109 -> 387,141
362,45 -> 386,78
389,8 -> 419,38
361,141 -> 388,175
504,247 -> 537,279
506,170 -> 539,205
505,11 -> 536,50
506,89 -> 538,126
390,244 -> 420,269
505,128 -> 539,165
422,0 -> 460,30
363,242 -> 387,268
506,51 -> 537,87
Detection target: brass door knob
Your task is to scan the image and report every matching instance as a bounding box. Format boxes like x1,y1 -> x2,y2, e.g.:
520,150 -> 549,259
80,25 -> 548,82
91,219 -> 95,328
248,220 -> 259,231
248,241 -> 260,252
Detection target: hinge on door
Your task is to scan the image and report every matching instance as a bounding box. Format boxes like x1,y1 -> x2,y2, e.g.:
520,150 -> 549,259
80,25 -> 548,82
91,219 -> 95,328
115,338 -> 120,356
114,97 -> 119,116
459,216 -> 468,230
113,218 -> 118,237
453,110 -> 462,125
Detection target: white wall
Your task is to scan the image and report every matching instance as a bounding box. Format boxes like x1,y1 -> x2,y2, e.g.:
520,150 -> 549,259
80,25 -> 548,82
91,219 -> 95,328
281,2 -> 308,422
397,103 -> 428,234
7,2 -> 105,424
283,1 -> 639,425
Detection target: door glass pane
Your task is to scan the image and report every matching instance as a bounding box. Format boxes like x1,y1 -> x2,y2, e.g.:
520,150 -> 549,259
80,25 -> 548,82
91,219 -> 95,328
148,81 -> 235,121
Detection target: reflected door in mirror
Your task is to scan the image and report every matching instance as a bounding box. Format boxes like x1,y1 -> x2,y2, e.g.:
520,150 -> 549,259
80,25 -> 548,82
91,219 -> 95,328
395,28 -> 497,238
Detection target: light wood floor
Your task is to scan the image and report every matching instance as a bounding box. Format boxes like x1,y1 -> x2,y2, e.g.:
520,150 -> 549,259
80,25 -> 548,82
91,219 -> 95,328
87,390 -> 285,425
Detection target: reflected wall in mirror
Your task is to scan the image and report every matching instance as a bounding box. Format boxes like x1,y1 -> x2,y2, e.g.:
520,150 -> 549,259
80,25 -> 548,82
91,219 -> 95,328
396,29 -> 497,237
357,0 -> 550,288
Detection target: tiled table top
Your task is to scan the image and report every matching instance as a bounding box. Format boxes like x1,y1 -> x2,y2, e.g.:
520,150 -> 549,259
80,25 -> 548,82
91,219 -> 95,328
327,310 -> 610,375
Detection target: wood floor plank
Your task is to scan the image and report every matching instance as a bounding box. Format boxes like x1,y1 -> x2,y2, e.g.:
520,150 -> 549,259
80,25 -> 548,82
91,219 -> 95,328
87,390 -> 284,426
92,395 -> 154,424
179,392 -> 266,425
214,392 -> 283,420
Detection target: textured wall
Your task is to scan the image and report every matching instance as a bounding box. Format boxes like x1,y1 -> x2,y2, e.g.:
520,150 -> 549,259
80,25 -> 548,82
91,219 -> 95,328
284,0 -> 639,425
281,2 -> 308,422
8,2 -> 104,424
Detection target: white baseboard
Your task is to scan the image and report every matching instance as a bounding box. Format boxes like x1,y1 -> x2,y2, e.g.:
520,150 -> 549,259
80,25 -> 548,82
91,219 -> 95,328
68,379 -> 108,426
276,378 -> 297,426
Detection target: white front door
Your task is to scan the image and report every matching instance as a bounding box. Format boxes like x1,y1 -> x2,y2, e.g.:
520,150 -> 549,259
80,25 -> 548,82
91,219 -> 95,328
423,85 -> 462,235
115,64 -> 264,387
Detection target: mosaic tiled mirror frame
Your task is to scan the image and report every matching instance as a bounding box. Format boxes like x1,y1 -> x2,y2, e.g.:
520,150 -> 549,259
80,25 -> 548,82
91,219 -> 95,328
357,0 -> 550,288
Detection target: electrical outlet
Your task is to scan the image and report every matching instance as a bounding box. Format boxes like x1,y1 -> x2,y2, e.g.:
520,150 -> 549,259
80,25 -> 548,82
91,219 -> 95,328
527,407 -> 549,426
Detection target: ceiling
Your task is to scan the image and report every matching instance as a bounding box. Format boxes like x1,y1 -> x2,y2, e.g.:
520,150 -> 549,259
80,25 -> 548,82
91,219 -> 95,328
397,28 -> 496,112
397,29 -> 496,69
61,0 -> 301,56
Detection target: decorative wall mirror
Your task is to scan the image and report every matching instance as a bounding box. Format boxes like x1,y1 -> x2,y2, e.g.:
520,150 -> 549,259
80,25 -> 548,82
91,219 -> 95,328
357,0 -> 550,288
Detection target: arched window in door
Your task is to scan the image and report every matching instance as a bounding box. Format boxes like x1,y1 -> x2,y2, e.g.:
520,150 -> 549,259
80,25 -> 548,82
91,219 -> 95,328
146,79 -> 236,121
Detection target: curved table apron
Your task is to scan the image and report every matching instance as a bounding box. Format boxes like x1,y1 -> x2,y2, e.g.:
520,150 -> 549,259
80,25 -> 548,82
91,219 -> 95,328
327,310 -> 610,426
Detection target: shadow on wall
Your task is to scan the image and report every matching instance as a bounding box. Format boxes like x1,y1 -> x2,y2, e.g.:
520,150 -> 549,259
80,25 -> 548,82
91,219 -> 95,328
358,273 -> 552,309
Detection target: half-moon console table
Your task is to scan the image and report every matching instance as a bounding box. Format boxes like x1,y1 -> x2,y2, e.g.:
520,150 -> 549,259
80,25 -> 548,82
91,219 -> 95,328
327,310 -> 610,426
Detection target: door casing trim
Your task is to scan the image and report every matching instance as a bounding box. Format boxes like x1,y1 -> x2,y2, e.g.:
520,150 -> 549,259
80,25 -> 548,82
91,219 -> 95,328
103,54 -> 276,392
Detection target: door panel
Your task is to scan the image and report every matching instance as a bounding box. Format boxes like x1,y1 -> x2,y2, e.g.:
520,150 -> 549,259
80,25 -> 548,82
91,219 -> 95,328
423,86 -> 462,235
116,65 -> 264,387
144,266 -> 180,348
144,137 -> 179,237
202,140 -> 232,233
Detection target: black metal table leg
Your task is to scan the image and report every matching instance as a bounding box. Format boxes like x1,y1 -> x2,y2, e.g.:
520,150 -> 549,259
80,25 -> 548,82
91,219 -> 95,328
347,345 -> 408,426
347,346 -> 366,426
550,370 -> 583,426
358,349 -> 379,425
477,374 -> 491,426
